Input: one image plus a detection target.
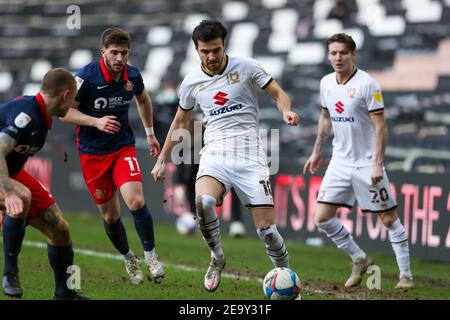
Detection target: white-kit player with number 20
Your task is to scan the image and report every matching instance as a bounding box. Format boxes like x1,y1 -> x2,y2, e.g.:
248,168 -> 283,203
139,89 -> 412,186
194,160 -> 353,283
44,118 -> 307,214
303,33 -> 413,289
152,20 -> 299,292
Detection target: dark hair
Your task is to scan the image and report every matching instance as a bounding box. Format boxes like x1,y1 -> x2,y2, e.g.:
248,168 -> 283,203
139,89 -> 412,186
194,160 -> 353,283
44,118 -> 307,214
101,27 -> 131,48
40,68 -> 76,96
326,33 -> 356,52
192,20 -> 228,48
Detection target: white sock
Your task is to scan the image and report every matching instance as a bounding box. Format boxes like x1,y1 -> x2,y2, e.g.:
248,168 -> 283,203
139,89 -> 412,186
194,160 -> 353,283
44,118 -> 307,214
387,219 -> 412,279
317,218 -> 366,262
123,250 -> 135,261
144,249 -> 156,261
257,224 -> 289,268
196,195 -> 224,259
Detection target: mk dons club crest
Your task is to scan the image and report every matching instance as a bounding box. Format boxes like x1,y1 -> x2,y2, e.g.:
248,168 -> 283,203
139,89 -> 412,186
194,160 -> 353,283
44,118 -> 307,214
318,190 -> 326,201
347,88 -> 356,99
228,71 -> 240,85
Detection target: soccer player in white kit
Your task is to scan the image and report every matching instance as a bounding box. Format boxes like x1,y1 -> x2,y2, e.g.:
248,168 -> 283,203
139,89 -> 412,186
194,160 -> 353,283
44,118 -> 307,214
303,33 -> 413,289
152,20 -> 299,292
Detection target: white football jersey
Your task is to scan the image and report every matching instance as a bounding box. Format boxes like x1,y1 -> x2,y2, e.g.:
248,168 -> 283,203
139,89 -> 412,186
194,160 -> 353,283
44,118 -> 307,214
320,68 -> 385,167
178,55 -> 273,158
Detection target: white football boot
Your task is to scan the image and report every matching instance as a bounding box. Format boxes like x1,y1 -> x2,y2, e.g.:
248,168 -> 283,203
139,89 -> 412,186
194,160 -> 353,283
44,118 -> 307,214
124,252 -> 144,285
145,254 -> 165,283
395,276 -> 414,289
204,255 -> 226,292
344,256 -> 373,288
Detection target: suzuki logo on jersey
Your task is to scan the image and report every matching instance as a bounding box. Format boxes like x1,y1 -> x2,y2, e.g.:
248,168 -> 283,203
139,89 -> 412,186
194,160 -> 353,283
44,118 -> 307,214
331,116 -> 355,122
335,101 -> 344,113
209,104 -> 243,116
213,91 -> 229,106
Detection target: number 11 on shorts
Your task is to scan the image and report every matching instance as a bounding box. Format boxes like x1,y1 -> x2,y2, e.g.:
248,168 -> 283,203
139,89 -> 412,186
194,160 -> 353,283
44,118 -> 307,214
125,156 -> 141,176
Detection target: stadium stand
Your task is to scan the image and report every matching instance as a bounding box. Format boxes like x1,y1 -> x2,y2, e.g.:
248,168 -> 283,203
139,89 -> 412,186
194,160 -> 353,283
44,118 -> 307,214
0,0 -> 448,173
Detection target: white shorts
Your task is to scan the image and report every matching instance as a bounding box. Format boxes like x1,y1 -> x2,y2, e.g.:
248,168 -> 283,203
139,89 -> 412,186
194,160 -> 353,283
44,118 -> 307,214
318,161 -> 397,213
196,151 -> 274,208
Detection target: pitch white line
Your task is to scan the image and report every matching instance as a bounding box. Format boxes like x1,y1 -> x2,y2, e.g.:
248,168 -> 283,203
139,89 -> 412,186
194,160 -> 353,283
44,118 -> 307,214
22,240 -> 259,282
21,240 -> 354,299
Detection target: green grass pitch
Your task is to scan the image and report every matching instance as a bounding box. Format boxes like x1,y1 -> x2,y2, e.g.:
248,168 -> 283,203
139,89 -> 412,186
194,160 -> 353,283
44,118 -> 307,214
0,212 -> 449,300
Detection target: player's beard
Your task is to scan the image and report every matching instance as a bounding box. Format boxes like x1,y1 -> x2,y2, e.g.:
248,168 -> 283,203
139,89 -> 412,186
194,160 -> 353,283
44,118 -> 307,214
204,54 -> 225,74
105,58 -> 123,76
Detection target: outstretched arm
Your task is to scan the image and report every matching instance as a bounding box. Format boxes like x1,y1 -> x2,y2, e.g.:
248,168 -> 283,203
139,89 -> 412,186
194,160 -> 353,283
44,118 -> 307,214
370,111 -> 388,185
59,101 -> 121,134
151,108 -> 193,182
135,90 -> 160,157
0,133 -> 22,215
303,108 -> 332,175
264,80 -> 299,126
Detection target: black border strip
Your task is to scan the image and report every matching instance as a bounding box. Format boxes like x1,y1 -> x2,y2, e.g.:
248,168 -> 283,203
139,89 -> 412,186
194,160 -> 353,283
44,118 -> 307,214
361,205 -> 398,214
246,204 -> 275,208
369,108 -> 384,114
317,200 -> 353,209
178,105 -> 193,111
261,78 -> 274,90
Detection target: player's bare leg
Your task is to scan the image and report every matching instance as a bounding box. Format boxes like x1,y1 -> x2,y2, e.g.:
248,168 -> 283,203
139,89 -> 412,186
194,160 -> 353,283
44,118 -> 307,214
98,193 -> 143,284
252,207 -> 289,268
378,209 -> 413,288
120,181 -> 164,282
0,180 -> 31,298
315,203 -> 372,287
29,203 -> 88,299
195,176 -> 225,292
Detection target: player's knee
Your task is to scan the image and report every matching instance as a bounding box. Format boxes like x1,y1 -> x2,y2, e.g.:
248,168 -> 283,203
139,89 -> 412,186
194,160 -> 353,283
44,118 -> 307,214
378,210 -> 397,228
195,195 -> 216,211
50,218 -> 72,245
103,215 -> 120,225
126,196 -> 145,211
195,195 -> 216,220
314,214 -> 330,226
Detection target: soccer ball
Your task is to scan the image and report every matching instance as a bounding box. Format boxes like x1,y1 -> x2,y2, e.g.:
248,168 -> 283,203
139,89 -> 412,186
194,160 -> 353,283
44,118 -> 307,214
263,267 -> 301,300
175,213 -> 198,236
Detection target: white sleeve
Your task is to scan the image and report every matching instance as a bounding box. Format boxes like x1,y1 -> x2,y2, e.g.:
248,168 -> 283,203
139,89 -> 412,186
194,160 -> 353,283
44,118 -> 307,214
319,79 -> 328,110
247,58 -> 273,89
365,77 -> 384,113
178,79 -> 195,111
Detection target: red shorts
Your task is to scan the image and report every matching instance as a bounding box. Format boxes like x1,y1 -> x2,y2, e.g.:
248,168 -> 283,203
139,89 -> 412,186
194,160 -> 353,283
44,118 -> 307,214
11,169 -> 56,222
80,146 -> 143,204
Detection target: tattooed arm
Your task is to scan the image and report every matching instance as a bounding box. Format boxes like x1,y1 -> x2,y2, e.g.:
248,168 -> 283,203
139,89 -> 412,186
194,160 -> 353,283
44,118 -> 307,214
0,133 -> 17,193
303,108 -> 332,175
0,132 -> 23,215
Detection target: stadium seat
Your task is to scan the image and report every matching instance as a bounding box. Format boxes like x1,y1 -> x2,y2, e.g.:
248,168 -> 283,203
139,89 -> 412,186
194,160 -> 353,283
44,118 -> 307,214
222,1 -> 249,21
0,0 -> 448,173
69,50 -> 93,71
228,23 -> 259,57
0,72 -> 13,93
